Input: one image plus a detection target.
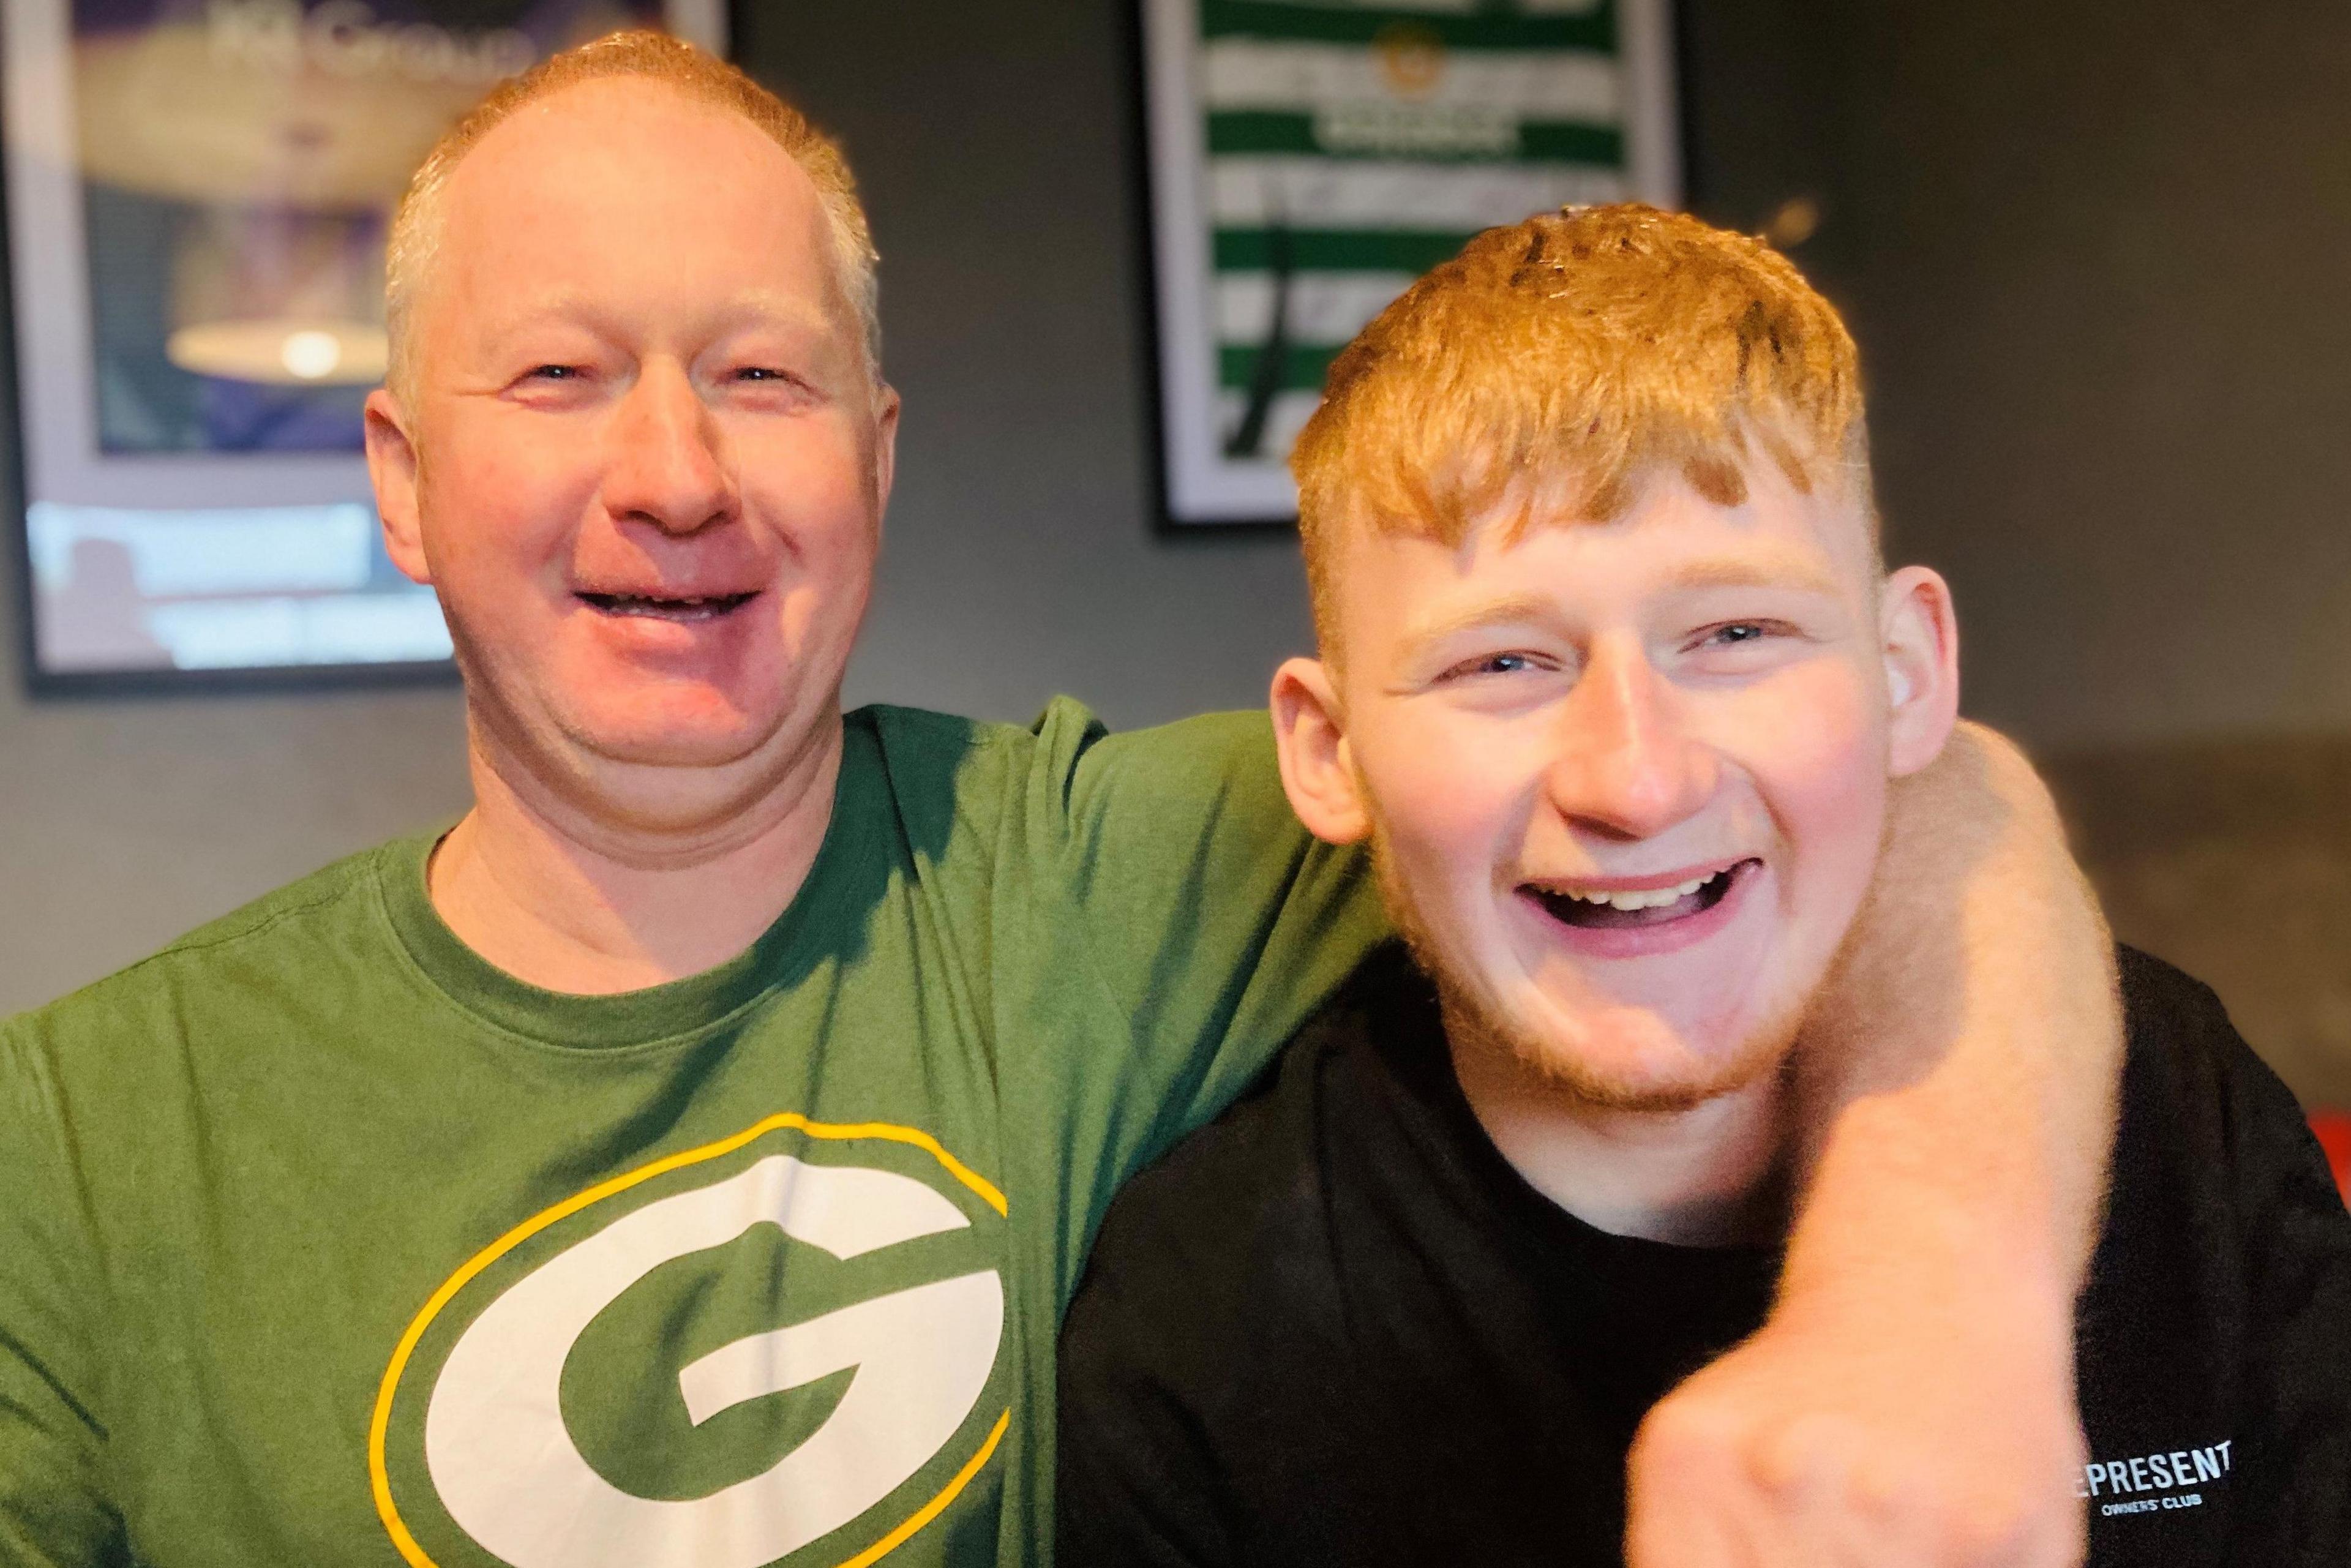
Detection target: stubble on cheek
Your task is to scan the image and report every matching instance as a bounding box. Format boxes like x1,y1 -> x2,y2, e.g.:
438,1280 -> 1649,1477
1370,822 -> 1808,1115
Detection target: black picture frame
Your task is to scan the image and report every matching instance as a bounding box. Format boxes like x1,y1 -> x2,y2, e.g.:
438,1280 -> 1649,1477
1,0 -> 724,697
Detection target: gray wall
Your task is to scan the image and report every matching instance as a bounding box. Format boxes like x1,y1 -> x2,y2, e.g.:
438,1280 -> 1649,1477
1682,0 -> 2351,746
8,0 -> 2351,1016
745,2 -> 1320,729
0,672 -> 473,1016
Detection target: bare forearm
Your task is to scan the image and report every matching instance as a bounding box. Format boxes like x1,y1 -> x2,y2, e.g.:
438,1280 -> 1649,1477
1625,724 -> 2122,1568
1784,719 -> 2121,1313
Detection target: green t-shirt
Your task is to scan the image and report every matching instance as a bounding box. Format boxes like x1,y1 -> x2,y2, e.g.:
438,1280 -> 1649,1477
0,700 -> 1383,1568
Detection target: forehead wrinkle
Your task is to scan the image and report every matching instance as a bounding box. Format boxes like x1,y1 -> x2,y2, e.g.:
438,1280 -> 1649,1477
471,285 -> 841,344
427,118 -> 860,377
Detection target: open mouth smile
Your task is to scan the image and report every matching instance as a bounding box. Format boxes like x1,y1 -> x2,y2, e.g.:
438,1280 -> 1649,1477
1523,859 -> 1759,930
577,591 -> 758,623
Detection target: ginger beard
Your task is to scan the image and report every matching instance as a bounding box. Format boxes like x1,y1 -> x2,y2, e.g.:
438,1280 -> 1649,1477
1303,474 -> 1921,1122
1366,811 -> 1815,1116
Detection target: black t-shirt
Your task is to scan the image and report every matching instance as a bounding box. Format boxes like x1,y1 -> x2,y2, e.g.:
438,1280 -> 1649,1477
1057,945 -> 2351,1567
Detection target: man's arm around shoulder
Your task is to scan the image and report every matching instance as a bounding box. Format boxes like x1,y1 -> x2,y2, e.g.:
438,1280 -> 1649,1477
1629,722 -> 2123,1568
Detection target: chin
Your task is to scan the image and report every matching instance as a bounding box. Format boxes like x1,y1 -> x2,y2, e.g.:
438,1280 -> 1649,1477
1477,986 -> 1804,1114
568,708 -> 780,770
557,664 -> 795,758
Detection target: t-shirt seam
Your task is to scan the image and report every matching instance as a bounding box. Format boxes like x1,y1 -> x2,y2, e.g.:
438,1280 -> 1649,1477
362,856 -> 804,1061
64,876 -> 365,997
356,722 -> 1037,1060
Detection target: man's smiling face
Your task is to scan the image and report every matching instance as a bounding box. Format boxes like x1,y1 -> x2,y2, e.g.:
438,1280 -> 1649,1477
367,77 -> 895,823
1280,462 -> 1953,1109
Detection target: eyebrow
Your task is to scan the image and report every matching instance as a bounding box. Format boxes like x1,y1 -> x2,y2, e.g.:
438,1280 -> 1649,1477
1393,554 -> 1852,664
1397,593 -> 1564,653
1664,551 -> 1844,598
1406,551 -> 1841,631
728,290 -> 848,339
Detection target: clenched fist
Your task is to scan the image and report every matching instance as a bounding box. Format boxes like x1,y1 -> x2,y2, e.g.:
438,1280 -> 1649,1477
1627,1278 -> 2087,1567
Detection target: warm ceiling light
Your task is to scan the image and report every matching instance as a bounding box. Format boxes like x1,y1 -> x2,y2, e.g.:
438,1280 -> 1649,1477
165,319 -> 388,387
279,329 -> 343,380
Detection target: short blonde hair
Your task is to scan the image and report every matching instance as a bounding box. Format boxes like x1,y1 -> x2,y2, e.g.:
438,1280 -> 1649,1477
383,30 -> 878,399
1292,203 -> 1870,648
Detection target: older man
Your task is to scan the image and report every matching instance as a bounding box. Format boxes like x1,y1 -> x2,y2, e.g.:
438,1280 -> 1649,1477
0,34 -> 2115,1568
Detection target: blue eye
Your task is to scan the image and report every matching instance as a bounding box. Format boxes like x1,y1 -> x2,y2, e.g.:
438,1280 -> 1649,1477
1696,622 -> 1790,651
1686,620 -> 1807,662
1442,650 -> 1545,681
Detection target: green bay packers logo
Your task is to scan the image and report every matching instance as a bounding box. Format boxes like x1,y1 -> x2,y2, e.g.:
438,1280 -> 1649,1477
370,1114 -> 1010,1568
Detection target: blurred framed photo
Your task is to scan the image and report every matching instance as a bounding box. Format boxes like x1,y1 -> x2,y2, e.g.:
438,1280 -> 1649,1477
1,0 -> 722,691
1139,0 -> 1681,527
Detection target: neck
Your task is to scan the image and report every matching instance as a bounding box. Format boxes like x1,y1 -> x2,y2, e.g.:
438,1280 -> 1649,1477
428,710 -> 846,995
1446,1016 -> 1794,1247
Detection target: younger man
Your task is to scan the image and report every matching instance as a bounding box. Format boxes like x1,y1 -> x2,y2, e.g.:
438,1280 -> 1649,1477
1057,206 -> 2351,1566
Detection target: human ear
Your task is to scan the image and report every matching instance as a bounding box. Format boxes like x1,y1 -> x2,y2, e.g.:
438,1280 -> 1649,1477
1270,657 -> 1372,844
1879,565 -> 1960,776
364,388 -> 430,587
868,381 -> 901,529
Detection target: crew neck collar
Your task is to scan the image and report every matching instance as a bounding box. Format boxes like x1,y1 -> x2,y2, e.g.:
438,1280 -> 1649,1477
1362,951 -> 1783,1274
375,722 -> 887,1052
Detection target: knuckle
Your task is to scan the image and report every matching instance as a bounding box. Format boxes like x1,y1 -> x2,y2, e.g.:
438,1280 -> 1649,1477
1752,1411 -> 1871,1492
1634,1391 -> 1744,1464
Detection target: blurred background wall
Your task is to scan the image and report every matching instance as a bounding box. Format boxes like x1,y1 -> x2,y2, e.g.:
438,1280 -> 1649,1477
1681,0 -> 2351,1109
6,0 -> 2351,1106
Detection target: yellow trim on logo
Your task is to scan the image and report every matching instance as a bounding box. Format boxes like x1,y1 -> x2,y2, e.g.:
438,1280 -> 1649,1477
368,1112 -> 1011,1568
836,1408 -> 1012,1568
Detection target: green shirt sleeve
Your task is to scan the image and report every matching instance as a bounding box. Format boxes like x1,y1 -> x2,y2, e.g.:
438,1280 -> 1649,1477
0,1019 -> 124,1567
1018,699 -> 1387,1200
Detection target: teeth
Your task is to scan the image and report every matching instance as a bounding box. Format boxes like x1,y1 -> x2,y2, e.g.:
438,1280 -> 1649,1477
1564,870 -> 1724,910
584,591 -> 749,620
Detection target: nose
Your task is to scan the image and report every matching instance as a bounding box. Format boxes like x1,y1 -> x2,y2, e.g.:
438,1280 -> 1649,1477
599,359 -> 735,536
1542,636 -> 1717,840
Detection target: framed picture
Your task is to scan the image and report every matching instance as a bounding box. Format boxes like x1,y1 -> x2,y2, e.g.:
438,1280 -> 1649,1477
1139,0 -> 1679,527
1,0 -> 724,692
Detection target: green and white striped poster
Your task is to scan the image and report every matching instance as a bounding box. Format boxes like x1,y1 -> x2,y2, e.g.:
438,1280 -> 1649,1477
1141,0 -> 1678,523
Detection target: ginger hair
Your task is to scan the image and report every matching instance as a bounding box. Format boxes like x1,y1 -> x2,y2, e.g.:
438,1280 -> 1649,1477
383,29 -> 878,400
1291,203 -> 1873,651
